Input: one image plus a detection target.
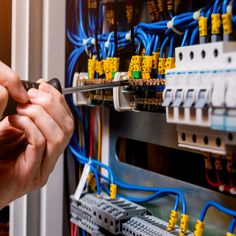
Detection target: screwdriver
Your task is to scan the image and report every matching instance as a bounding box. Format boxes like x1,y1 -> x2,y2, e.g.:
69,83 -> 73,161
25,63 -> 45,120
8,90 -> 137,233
3,78 -> 130,116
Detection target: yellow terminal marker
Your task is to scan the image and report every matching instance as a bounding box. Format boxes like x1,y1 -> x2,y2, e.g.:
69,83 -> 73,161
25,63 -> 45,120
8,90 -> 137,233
222,13 -> 232,35
194,219 -> 205,236
199,16 -> 208,37
179,214 -> 189,235
110,184 -> 117,199
167,210 -> 179,231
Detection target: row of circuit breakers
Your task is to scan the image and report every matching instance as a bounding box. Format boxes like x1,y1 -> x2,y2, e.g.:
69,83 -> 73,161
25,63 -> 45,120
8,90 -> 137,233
73,42 -> 236,155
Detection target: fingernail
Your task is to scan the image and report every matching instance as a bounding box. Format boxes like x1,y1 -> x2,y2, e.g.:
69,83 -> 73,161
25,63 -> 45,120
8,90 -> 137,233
28,88 -> 39,99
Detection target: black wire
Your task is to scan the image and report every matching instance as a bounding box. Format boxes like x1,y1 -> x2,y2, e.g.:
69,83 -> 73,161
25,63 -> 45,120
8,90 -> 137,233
95,0 -> 100,61
114,0 -> 118,57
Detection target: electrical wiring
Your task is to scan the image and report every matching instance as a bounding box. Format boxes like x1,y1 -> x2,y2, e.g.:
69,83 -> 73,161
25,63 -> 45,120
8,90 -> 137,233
181,28 -> 190,46
228,217 -> 236,233
96,172 -> 186,214
73,225 -> 78,236
199,201 -> 236,222
100,183 -> 179,212
168,35 -> 175,57
69,144 -> 114,184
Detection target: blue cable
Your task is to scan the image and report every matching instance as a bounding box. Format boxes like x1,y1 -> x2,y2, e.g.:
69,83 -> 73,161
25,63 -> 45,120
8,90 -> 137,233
190,27 -> 199,45
153,35 -> 160,52
100,184 -> 179,211
168,36 -> 175,57
228,217 -> 236,233
69,144 -> 114,184
199,201 -> 236,222
181,28 -> 190,46
82,229 -> 86,236
223,0 -> 231,13
97,173 -> 186,214
160,36 -> 170,58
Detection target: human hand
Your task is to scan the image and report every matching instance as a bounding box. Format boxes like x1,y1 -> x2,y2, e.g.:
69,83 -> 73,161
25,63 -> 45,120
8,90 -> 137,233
0,62 -> 74,208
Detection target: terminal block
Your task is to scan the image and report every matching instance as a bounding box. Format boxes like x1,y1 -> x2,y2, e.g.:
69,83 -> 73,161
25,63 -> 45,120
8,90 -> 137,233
70,194 -> 149,235
92,197 -> 148,235
70,195 -> 105,236
122,215 -> 193,236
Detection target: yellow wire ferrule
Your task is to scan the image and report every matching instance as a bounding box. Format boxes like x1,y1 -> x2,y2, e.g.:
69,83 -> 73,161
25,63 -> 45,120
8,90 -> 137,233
167,210 -> 179,231
88,58 -> 96,79
110,184 -> 117,199
165,57 -> 175,71
194,219 -> 205,236
95,60 -> 104,77
88,0 -> 97,9
87,173 -> 96,192
226,232 -> 236,236
158,57 -> 166,75
157,0 -> 164,13
198,16 -> 208,37
179,214 -> 189,235
211,13 -> 221,35
142,55 -> 153,79
152,51 -> 160,70
167,0 -> 174,12
222,13 -> 232,35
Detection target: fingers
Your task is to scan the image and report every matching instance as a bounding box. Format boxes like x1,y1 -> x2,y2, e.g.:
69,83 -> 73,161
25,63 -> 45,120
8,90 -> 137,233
0,85 -> 8,118
16,103 -> 67,175
27,88 -> 74,137
0,61 -> 28,103
8,115 -> 46,173
39,83 -> 73,118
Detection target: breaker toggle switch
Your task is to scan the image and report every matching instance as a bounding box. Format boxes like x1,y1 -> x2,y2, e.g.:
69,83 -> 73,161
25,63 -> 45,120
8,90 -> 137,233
162,89 -> 173,107
183,89 -> 195,108
172,89 -> 184,107
195,89 -> 209,108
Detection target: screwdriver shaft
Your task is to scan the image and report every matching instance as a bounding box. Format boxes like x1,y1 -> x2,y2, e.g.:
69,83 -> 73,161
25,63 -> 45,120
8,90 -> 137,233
62,80 -> 130,95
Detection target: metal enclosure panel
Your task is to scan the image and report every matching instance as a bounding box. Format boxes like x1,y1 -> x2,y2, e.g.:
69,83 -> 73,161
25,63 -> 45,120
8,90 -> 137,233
108,110 -> 236,235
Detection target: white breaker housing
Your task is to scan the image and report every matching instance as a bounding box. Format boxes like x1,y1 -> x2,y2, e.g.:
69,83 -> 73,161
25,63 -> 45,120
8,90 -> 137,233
163,41 -> 236,153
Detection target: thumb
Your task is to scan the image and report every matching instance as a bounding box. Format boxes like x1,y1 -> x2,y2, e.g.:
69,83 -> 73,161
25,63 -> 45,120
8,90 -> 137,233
0,85 -> 8,119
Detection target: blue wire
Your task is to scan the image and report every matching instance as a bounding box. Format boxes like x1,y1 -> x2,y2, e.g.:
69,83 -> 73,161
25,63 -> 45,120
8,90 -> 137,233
69,144 -> 114,184
82,229 -> 86,236
98,173 -> 186,214
190,27 -> 199,45
168,36 -> 175,57
223,0 -> 231,13
100,184 -> 179,211
199,201 -> 236,222
160,36 -> 170,58
228,217 -> 236,233
181,29 -> 190,46
153,35 -> 160,52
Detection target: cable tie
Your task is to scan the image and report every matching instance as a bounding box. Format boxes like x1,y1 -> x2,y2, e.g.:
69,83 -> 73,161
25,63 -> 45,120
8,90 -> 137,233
193,8 -> 202,20
83,38 -> 89,46
167,17 -> 183,35
227,4 -> 232,14
105,31 -> 114,48
126,30 -> 131,40
91,38 -> 96,45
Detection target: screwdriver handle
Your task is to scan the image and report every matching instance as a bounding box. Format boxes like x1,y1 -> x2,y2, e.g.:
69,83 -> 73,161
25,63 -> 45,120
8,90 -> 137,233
3,78 -> 62,117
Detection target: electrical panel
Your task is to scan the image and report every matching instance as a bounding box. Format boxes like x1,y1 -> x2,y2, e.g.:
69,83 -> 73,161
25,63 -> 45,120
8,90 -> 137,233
65,1 -> 236,236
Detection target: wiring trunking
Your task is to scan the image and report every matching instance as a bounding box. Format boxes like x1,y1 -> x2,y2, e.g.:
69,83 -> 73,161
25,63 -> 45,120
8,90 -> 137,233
66,0 -> 236,236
